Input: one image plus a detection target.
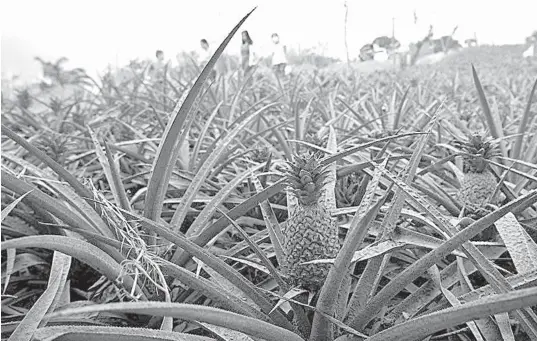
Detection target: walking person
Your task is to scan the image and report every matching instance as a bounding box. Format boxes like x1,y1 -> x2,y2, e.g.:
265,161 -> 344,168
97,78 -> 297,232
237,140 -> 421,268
145,50 -> 167,84
145,50 -> 169,110
270,33 -> 287,77
240,30 -> 257,78
199,39 -> 216,80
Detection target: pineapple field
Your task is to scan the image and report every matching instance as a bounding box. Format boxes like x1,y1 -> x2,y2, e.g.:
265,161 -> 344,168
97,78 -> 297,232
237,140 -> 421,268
2,11 -> 537,341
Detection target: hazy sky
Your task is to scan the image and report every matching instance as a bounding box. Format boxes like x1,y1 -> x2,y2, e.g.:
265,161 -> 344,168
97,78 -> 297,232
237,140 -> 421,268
2,0 -> 536,82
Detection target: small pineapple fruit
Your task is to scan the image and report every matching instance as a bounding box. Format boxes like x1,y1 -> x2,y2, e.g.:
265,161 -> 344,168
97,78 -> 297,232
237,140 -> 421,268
453,133 -> 500,216
283,152 -> 340,290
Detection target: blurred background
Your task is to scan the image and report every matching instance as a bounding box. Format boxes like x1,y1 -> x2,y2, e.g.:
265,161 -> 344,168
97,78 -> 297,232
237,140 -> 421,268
2,0 -> 536,84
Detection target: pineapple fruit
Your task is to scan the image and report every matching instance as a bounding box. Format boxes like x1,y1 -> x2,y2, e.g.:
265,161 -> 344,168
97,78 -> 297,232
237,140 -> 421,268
453,133 -> 500,217
283,151 -> 340,290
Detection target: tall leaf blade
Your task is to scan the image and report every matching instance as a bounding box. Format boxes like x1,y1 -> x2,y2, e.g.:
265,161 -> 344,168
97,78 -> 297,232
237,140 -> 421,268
310,159 -> 389,341
88,129 -> 131,211
9,252 -> 71,341
169,103 -> 276,233
513,78 -> 537,162
363,287 -> 537,341
174,179 -> 287,267
494,213 -> 537,274
185,164 -> 264,238
1,236 -> 139,297
347,188 -> 537,331
144,8 -> 255,222
48,302 -> 303,341
1,192 -> 31,223
471,65 -> 507,163
33,325 -> 218,340
252,176 -> 285,266
119,209 -> 294,330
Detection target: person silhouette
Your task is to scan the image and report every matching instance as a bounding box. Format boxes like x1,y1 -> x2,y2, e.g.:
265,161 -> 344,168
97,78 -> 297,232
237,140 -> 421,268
270,33 -> 287,77
199,39 -> 216,80
241,30 -> 257,78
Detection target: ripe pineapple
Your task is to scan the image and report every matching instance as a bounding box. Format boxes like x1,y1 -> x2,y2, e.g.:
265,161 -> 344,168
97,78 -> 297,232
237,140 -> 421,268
283,151 -> 340,290
453,133 -> 500,217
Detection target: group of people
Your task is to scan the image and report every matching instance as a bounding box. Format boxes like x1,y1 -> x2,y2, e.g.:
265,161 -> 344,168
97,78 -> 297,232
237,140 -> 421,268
144,31 -> 289,84
239,30 -> 288,77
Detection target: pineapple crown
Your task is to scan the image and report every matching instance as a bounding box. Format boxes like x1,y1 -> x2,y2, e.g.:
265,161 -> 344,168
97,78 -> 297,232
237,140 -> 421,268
453,133 -> 500,173
286,151 -> 330,206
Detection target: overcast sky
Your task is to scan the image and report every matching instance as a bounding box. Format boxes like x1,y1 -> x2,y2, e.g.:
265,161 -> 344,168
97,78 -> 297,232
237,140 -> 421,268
2,0 -> 536,82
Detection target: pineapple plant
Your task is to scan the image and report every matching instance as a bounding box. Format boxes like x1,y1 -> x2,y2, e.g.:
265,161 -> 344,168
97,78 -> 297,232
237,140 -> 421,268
453,133 -> 500,217
283,151 -> 340,290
